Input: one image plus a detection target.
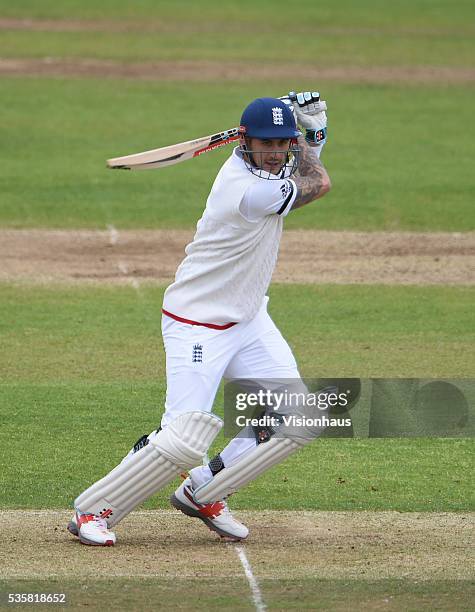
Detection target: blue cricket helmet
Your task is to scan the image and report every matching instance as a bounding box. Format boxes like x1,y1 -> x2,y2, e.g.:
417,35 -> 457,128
239,97 -> 301,139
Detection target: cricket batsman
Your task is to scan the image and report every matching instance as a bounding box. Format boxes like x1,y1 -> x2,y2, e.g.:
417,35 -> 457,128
67,91 -> 331,545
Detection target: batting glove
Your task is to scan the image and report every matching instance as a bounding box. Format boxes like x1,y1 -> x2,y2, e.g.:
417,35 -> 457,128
289,91 -> 328,146
278,94 -> 297,119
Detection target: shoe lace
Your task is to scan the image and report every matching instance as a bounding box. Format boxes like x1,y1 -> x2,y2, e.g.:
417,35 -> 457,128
92,515 -> 108,529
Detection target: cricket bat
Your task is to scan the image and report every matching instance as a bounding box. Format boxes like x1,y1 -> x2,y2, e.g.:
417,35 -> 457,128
107,127 -> 240,170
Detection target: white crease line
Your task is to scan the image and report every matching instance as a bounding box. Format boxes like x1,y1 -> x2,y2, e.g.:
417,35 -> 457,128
107,224 -> 141,292
107,224 -> 119,245
118,261 -> 128,275
234,545 -> 266,612
117,259 -> 141,293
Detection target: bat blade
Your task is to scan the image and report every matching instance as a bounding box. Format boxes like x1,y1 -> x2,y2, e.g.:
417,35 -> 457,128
107,127 -> 240,170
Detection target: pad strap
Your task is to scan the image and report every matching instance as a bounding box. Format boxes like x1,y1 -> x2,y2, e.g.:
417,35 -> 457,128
193,436 -> 308,504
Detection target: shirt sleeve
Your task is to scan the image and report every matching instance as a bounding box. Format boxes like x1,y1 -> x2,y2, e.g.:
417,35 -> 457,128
238,178 -> 297,222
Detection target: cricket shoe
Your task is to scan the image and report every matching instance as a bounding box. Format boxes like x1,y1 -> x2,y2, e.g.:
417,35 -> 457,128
67,515 -> 79,537
67,512 -> 116,546
170,477 -> 248,542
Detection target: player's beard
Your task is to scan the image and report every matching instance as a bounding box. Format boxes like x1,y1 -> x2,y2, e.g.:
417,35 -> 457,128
244,150 -> 286,177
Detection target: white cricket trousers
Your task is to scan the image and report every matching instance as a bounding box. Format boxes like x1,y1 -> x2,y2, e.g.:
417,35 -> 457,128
161,297 -> 300,469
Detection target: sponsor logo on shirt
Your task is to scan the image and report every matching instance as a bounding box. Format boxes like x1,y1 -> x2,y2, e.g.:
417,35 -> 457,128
280,181 -> 291,199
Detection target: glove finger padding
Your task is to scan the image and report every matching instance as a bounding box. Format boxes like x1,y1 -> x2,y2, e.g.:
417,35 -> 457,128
279,90 -> 328,147
279,91 -> 327,119
295,91 -> 327,115
288,91 -> 328,146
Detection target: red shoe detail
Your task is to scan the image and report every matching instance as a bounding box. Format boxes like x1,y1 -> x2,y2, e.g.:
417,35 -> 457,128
76,513 -> 95,528
198,501 -> 225,519
100,508 -> 113,520
183,486 -> 224,519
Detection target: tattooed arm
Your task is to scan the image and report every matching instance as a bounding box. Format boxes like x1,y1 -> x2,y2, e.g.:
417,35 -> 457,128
291,136 -> 331,210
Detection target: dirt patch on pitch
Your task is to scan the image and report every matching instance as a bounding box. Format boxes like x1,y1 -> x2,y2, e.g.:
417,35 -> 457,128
0,510 -> 472,581
1,57 -> 474,84
1,18 -> 473,84
0,229 -> 473,286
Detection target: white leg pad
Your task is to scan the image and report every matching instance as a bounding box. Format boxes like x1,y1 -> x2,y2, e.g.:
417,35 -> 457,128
75,411 -> 222,527
193,436 -> 308,504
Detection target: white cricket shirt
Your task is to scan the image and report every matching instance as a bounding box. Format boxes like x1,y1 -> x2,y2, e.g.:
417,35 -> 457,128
162,147 -> 297,324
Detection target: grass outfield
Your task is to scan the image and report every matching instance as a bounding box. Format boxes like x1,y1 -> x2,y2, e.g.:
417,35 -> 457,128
1,21 -> 473,66
2,283 -> 474,382
1,2 -> 473,608
0,282 -> 473,511
1,78 -> 474,231
1,0 -> 474,32
1,0 -> 474,232
2,577 -> 473,611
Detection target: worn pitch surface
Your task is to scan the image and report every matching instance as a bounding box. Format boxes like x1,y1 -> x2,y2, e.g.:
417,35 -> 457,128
1,509 -> 472,580
1,510 -> 473,609
1,229 -> 474,286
